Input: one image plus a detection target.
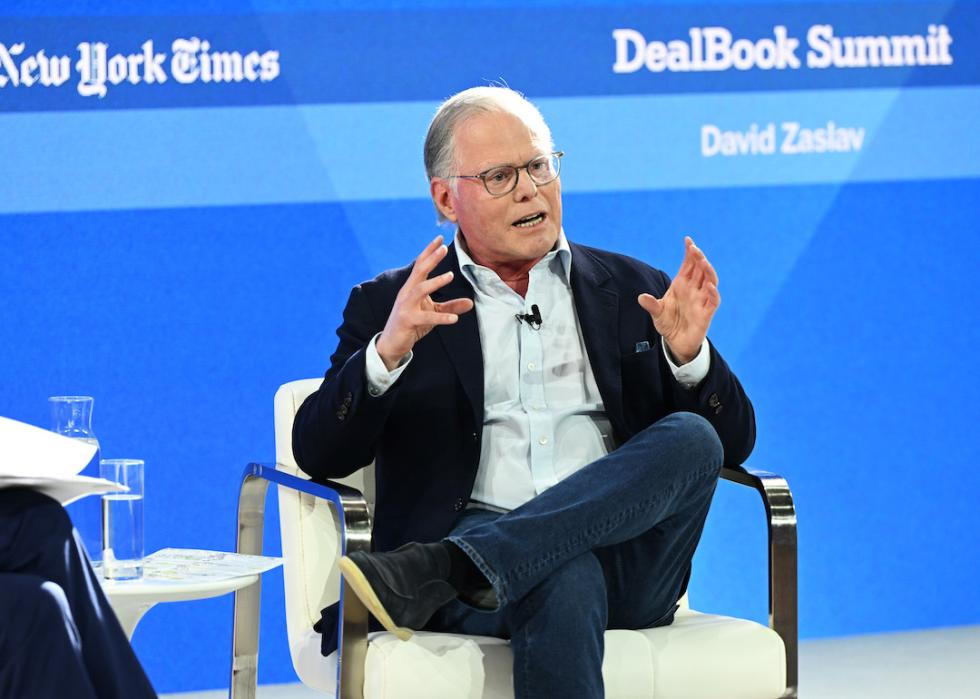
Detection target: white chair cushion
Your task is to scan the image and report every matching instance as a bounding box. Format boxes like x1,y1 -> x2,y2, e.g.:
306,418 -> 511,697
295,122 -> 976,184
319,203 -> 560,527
293,629 -> 655,698
640,608 -> 787,698
290,612 -> 783,698
365,633 -> 489,699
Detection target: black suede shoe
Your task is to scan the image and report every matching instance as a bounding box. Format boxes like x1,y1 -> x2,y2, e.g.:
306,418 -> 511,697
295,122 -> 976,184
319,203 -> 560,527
338,542 -> 458,641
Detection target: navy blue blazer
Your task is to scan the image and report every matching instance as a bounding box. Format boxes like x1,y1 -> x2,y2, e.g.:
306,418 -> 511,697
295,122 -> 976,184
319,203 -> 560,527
293,241 -> 755,653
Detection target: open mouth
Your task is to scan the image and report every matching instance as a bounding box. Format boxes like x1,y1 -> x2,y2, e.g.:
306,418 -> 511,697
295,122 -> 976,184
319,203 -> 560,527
513,212 -> 546,229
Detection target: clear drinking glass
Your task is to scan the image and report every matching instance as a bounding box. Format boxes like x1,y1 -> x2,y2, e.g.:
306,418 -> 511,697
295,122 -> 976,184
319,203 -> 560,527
49,395 -> 102,563
100,459 -> 145,580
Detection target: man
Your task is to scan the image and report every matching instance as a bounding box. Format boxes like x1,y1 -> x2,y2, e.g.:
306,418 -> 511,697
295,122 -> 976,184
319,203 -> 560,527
0,488 -> 157,698
293,86 -> 754,697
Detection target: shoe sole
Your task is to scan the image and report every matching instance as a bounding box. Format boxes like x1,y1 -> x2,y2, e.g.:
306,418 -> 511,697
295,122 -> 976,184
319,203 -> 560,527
338,556 -> 414,642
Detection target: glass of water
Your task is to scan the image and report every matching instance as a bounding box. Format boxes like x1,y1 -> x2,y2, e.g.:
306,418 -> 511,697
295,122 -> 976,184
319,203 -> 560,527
100,459 -> 145,580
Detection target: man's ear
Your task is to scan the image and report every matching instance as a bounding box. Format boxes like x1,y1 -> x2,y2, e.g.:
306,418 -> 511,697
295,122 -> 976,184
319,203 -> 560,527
430,178 -> 458,223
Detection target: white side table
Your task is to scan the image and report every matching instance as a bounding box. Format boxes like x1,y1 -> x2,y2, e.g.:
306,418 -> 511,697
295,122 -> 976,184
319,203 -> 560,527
100,573 -> 259,639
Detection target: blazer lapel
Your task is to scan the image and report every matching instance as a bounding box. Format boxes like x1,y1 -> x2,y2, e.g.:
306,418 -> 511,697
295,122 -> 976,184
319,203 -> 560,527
431,244 -> 484,429
569,243 -> 625,430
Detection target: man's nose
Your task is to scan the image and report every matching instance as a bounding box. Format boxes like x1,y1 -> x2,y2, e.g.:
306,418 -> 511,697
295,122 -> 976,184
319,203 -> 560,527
512,169 -> 538,201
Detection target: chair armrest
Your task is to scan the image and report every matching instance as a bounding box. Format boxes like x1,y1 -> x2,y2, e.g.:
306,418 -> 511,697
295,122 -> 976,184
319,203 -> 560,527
720,465 -> 798,699
230,463 -> 372,699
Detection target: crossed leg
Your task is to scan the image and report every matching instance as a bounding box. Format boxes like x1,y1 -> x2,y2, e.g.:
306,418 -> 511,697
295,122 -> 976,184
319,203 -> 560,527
424,411 -> 724,697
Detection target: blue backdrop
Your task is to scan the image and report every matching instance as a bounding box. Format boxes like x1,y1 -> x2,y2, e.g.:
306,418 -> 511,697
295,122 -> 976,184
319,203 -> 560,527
2,0 -> 978,692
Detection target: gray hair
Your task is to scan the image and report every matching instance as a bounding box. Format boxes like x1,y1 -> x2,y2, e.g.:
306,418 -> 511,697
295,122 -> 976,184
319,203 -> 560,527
424,87 -> 554,223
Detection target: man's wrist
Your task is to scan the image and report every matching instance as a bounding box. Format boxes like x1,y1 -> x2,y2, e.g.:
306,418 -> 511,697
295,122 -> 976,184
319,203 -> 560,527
365,334 -> 413,397
376,335 -> 408,372
664,340 -> 698,366
663,337 -> 710,389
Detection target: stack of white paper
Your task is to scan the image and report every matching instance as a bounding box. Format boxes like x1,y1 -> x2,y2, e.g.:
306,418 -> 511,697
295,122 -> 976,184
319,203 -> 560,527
0,416 -> 126,505
139,548 -> 283,583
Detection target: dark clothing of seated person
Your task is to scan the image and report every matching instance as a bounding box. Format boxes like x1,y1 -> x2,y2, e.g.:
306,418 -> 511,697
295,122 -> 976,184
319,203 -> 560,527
0,488 -> 157,699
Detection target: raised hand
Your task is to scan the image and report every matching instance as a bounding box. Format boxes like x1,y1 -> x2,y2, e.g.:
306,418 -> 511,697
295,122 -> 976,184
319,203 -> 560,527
376,236 -> 475,370
638,236 -> 720,365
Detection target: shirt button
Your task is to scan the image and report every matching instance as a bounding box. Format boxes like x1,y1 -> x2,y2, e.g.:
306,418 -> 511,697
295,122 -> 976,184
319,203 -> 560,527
527,362 -> 536,371
538,436 -> 548,445
453,498 -> 465,512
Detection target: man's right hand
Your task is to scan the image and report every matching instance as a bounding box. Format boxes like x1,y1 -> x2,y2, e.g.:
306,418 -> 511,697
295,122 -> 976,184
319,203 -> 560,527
375,235 -> 475,371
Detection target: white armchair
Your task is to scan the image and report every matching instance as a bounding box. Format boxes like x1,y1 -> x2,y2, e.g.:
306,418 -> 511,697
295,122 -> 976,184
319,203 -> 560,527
231,379 -> 798,698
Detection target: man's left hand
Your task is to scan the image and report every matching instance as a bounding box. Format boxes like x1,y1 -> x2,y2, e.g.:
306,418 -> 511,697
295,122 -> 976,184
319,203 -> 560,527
638,236 -> 720,365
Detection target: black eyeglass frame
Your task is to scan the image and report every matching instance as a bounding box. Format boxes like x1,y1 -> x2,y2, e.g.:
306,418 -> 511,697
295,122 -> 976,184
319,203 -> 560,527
447,151 -> 565,196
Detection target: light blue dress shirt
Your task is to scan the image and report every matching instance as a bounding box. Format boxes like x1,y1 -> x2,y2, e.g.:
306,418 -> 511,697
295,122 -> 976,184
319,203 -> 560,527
365,230 -> 709,511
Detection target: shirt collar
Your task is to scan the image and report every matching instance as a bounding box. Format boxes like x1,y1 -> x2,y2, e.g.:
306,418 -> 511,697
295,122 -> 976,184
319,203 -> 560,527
454,228 -> 572,288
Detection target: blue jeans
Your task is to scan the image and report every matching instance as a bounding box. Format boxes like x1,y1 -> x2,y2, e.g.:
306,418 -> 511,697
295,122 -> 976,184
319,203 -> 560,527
427,412 -> 724,699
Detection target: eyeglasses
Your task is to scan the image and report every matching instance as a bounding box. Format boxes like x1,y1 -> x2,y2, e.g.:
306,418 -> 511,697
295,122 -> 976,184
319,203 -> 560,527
449,151 -> 564,196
